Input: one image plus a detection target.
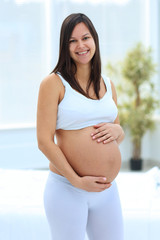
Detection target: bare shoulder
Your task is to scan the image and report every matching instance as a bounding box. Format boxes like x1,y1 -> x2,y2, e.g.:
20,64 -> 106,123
110,79 -> 117,104
40,73 -> 63,92
37,73 -> 64,135
110,79 -> 116,91
39,73 -> 64,103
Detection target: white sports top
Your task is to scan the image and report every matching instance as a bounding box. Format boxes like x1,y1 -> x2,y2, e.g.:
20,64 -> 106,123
56,73 -> 118,130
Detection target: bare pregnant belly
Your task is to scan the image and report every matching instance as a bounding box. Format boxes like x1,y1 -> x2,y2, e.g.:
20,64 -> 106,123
53,126 -> 121,182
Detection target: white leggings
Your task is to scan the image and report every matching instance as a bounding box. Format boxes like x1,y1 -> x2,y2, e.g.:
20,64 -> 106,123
44,171 -> 124,240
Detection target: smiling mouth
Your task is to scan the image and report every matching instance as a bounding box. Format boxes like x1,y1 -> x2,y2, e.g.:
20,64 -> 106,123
77,50 -> 89,56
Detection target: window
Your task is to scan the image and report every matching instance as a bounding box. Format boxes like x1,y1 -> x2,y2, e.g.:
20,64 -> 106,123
0,0 -> 47,128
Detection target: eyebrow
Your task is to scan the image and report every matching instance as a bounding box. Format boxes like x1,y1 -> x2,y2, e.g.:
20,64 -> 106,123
70,33 -> 90,39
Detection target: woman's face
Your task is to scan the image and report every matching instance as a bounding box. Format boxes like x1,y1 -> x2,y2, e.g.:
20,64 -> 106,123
69,22 -> 96,67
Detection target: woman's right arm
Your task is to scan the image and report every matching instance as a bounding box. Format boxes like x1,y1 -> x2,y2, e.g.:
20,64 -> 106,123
37,74 -> 111,192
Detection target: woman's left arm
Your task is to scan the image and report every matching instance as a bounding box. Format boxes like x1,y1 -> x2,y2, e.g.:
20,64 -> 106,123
91,80 -> 125,145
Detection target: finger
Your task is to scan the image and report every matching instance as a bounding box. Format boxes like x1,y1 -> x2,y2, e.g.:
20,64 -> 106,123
92,130 -> 107,140
96,134 -> 112,142
105,183 -> 112,188
91,124 -> 112,137
92,125 -> 109,137
93,122 -> 106,128
94,176 -> 107,183
103,137 -> 115,144
91,127 -> 106,137
93,133 -> 111,142
96,183 -> 112,192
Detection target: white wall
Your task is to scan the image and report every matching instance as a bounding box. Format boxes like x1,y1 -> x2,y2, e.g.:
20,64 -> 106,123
0,126 -> 47,169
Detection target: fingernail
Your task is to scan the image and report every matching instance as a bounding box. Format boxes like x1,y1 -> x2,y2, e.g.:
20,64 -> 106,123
91,133 -> 93,136
103,177 -> 107,180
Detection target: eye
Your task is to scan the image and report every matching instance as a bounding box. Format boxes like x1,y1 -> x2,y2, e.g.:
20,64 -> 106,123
69,39 -> 76,43
83,36 -> 89,40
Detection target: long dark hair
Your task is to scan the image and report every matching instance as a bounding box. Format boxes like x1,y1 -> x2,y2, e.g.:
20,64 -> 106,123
51,13 -> 101,99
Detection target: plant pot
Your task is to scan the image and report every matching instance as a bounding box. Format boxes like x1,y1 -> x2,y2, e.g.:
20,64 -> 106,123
130,158 -> 143,171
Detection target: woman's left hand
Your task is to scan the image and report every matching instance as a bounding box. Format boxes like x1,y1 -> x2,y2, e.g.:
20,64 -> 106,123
91,122 -> 122,144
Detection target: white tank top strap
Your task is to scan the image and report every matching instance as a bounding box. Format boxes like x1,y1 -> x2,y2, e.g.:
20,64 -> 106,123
57,73 -> 70,88
102,74 -> 112,97
57,73 -> 112,96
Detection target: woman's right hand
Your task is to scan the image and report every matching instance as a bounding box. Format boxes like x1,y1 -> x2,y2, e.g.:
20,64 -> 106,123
75,176 -> 111,192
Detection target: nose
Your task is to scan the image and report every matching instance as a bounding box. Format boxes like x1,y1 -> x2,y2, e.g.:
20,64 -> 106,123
77,40 -> 84,48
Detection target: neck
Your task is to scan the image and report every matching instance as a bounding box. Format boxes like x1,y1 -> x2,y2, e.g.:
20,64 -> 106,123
75,63 -> 91,84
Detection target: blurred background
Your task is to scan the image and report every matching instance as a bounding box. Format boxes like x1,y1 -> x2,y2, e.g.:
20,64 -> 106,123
0,0 -> 159,170
0,1 -> 160,240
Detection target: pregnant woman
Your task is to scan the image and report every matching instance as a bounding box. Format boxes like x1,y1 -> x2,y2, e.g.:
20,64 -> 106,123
37,13 -> 125,240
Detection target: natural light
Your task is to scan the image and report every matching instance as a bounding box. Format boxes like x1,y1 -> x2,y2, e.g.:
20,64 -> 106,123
0,0 -> 160,240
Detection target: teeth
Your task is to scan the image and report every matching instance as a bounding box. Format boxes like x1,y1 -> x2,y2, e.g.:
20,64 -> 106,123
78,51 -> 88,55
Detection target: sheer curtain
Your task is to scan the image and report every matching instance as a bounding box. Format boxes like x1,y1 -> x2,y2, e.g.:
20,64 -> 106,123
0,0 -> 47,128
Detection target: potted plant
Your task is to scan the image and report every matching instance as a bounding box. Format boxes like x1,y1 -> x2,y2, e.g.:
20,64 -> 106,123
106,42 -> 159,170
